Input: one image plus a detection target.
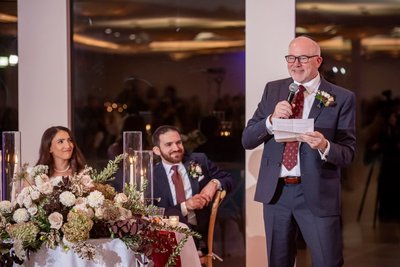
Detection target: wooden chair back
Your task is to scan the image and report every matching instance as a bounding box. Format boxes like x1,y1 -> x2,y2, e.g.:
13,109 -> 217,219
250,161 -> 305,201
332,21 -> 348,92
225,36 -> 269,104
199,190 -> 226,267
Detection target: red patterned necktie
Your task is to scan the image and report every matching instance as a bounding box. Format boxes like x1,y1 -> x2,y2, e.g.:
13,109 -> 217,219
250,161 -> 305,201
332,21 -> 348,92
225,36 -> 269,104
171,165 -> 186,204
282,85 -> 305,170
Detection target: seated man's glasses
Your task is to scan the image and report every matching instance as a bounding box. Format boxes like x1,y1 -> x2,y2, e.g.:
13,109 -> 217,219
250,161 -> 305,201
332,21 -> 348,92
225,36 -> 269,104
285,55 -> 319,63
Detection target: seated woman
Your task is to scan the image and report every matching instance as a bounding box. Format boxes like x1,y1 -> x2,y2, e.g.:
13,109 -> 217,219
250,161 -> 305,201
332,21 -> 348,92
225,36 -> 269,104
36,126 -> 86,177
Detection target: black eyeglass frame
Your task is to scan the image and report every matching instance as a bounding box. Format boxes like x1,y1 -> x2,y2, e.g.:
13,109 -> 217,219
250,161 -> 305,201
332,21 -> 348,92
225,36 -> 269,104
285,55 -> 319,63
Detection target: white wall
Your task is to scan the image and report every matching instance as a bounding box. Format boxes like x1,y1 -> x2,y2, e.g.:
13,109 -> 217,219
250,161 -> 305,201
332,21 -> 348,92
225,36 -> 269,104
245,1 -> 295,266
18,0 -> 71,165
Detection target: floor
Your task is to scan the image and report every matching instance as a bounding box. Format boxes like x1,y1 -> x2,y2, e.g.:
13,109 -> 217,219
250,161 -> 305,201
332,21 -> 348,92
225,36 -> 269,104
296,162 -> 400,267
211,160 -> 400,267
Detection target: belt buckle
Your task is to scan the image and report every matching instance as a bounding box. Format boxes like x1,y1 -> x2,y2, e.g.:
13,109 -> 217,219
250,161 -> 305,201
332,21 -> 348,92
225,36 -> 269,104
283,176 -> 301,185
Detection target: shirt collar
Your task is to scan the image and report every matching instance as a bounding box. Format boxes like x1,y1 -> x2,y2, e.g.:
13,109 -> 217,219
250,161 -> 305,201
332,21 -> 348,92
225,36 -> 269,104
162,161 -> 183,174
294,74 -> 321,94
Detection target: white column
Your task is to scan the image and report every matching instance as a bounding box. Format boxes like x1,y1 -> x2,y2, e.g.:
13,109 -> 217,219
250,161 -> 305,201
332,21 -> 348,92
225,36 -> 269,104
18,0 -> 71,165
245,1 -> 295,266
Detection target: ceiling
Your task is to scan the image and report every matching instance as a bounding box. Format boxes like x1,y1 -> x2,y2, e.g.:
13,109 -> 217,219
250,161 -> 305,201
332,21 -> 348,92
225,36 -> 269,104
1,0 -> 400,57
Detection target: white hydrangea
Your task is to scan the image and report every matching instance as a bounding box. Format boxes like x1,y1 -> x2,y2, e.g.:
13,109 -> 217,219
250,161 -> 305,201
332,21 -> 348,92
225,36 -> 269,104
59,191 -> 76,207
87,190 -> 105,208
13,208 -> 30,223
0,200 -> 13,214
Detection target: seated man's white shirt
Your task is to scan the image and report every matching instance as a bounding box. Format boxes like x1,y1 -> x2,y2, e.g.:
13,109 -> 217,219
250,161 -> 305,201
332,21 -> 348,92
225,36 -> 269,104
163,162 -> 197,225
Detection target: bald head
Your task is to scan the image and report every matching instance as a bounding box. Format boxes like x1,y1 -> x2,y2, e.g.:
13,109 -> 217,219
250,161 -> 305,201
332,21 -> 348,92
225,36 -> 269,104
289,36 -> 321,56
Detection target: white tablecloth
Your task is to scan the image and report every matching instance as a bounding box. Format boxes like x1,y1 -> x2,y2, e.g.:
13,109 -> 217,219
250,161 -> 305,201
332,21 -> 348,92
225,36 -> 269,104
16,225 -> 201,267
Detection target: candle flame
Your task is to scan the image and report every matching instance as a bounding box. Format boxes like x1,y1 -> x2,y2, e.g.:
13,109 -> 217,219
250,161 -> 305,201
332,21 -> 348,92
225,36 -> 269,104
14,154 -> 18,164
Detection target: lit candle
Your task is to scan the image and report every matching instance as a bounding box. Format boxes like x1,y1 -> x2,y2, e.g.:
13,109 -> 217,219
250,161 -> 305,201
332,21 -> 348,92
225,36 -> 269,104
129,156 -> 134,186
140,169 -> 144,202
168,216 -> 179,227
11,155 -> 18,203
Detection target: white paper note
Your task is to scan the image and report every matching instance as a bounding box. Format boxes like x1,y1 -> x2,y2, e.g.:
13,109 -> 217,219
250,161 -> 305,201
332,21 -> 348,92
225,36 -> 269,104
272,118 -> 314,142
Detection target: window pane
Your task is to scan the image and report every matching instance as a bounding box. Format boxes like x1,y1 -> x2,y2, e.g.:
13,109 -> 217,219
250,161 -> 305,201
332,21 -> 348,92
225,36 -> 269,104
0,0 -> 18,145
72,1 -> 245,266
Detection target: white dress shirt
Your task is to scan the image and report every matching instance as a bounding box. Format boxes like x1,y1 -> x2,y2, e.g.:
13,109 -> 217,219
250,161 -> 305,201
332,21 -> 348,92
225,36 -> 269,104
162,162 -> 197,225
266,74 -> 330,177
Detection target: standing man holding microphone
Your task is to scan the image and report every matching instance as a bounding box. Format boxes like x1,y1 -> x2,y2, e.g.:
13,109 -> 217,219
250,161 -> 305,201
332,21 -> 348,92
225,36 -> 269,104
242,36 -> 356,267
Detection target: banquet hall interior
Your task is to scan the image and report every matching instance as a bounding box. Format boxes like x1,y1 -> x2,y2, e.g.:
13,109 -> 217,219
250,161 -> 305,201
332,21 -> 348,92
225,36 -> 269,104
1,0 -> 400,266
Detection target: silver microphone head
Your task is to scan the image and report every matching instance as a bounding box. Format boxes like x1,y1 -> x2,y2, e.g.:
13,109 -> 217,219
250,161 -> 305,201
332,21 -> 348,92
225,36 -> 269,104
289,83 -> 298,93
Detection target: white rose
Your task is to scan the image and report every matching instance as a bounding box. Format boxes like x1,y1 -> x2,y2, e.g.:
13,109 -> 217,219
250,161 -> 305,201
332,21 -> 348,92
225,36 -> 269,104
48,212 -> 63,229
195,165 -> 202,174
51,176 -> 63,186
0,200 -> 13,213
94,207 -> 104,219
30,189 -> 41,201
75,197 -> 87,206
37,182 -> 53,195
73,205 -> 94,219
86,207 -> 95,218
35,174 -> 50,186
114,193 -> 128,204
16,192 -> 25,207
22,195 -> 33,208
59,191 -> 76,207
28,204 -> 38,216
13,208 -> 30,223
20,187 -> 30,196
80,175 -> 94,190
118,207 -> 132,220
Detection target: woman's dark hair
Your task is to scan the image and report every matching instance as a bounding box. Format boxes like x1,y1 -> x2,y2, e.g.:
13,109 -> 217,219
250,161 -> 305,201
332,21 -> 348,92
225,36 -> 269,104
36,126 -> 86,176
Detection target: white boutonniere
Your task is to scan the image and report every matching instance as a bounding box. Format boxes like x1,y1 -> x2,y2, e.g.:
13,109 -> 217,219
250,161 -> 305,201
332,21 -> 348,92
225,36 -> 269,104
315,90 -> 336,108
188,161 -> 204,181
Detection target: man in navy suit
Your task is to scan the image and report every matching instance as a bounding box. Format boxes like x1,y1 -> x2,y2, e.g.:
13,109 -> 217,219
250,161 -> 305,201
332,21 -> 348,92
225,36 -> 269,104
152,125 -> 233,248
242,36 -> 356,267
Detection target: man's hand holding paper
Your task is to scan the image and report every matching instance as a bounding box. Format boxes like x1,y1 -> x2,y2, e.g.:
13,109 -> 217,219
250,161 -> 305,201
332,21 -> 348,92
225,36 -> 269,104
272,118 -> 314,142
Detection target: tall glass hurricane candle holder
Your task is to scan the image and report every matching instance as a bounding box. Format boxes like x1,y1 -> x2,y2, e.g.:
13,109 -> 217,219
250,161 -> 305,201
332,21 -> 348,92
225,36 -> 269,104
0,150 -> 2,200
1,131 -> 21,202
133,150 -> 153,204
123,131 -> 142,188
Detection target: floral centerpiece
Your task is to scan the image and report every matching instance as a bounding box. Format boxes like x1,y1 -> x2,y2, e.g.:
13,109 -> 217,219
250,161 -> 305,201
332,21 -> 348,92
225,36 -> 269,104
0,154 -> 200,266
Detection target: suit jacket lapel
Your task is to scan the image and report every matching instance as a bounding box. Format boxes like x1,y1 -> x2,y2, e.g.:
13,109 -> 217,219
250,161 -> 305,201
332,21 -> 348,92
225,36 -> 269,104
155,164 -> 175,206
183,156 -> 200,194
308,78 -> 332,120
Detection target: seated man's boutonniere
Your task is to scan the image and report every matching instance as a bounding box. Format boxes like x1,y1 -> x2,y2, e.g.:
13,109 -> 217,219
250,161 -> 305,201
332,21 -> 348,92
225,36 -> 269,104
188,161 -> 204,181
315,90 -> 336,108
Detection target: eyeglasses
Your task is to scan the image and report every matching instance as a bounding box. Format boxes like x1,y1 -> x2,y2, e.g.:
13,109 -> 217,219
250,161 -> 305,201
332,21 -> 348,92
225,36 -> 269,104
285,55 -> 319,63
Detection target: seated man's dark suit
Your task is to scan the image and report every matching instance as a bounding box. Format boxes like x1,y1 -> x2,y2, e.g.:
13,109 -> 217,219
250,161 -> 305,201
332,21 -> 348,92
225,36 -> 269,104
153,152 -> 234,243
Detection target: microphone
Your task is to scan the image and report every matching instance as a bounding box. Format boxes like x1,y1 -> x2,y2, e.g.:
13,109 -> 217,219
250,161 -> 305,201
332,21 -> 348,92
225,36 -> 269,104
287,83 -> 298,103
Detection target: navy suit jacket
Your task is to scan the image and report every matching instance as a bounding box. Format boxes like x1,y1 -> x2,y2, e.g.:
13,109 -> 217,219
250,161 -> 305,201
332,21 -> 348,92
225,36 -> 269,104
242,77 -> 356,217
153,152 -> 234,237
